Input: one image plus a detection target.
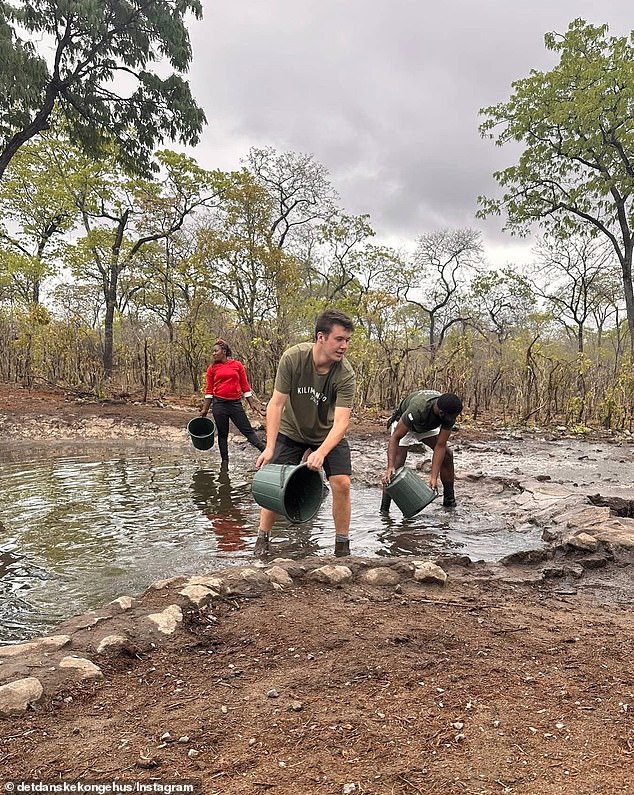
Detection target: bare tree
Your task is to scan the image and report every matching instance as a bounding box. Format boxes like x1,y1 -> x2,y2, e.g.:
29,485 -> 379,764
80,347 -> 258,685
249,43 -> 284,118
405,229 -> 483,359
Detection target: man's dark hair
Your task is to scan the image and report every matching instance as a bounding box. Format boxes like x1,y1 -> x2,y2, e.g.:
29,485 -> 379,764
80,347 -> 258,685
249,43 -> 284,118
314,309 -> 354,339
437,393 -> 463,416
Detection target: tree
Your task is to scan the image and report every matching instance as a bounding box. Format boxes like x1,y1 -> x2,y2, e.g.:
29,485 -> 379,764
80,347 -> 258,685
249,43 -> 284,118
63,149 -> 224,377
246,147 -> 337,249
478,19 -> 634,358
532,234 -> 617,355
0,0 -> 206,181
0,132 -> 79,304
196,169 -> 304,379
469,268 -> 536,344
404,228 -> 482,358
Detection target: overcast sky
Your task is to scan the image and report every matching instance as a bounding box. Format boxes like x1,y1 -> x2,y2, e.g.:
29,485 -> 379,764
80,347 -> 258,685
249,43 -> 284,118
181,1 -> 634,265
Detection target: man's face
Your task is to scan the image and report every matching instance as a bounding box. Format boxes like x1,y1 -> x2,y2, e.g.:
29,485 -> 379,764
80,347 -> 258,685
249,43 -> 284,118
317,324 -> 352,362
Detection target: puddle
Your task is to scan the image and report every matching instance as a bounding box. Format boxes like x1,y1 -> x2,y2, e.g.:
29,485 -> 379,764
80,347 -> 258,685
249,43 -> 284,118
3,432 -> 620,643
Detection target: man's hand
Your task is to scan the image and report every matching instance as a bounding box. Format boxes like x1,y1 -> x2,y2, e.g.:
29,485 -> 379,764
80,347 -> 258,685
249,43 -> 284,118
429,474 -> 439,490
305,449 -> 325,470
256,448 -> 274,469
382,467 -> 396,486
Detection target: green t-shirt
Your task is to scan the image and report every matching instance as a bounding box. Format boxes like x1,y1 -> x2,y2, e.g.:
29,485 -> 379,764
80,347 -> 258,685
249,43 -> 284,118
398,389 -> 456,433
275,342 -> 356,445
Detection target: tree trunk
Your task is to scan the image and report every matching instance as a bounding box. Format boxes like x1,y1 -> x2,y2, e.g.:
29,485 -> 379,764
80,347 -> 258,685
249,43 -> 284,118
102,211 -> 128,378
619,239 -> 634,362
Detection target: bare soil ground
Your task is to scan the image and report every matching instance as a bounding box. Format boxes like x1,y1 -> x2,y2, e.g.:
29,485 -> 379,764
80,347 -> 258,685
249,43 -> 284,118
1,383 -> 633,794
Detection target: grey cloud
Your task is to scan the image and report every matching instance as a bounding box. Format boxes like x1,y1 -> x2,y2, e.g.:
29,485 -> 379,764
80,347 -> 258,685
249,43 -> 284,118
185,0 -> 634,253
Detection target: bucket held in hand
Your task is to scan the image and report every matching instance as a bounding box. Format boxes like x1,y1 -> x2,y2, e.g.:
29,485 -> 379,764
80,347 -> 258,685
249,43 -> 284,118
251,463 -> 324,523
386,466 -> 437,518
187,416 -> 216,451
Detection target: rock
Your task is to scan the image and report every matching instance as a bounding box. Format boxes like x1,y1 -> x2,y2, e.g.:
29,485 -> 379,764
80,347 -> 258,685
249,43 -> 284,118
0,635 -> 71,658
565,532 -> 598,552
178,584 -> 217,607
361,567 -> 401,586
239,568 -> 270,584
58,656 -> 103,681
578,555 -> 608,570
413,561 -> 447,585
542,565 -> 567,579
225,568 -> 270,594
0,677 -> 44,716
308,565 -> 353,585
265,566 -> 293,587
187,575 -> 226,593
147,605 -> 183,635
95,635 -> 137,656
136,755 -> 160,769
108,596 -> 135,611
563,563 -> 585,578
147,577 -> 185,591
500,548 -> 550,566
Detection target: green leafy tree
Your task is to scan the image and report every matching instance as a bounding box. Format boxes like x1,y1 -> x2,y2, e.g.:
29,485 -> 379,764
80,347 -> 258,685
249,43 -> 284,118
478,19 -> 634,357
0,0 -> 205,180
196,169 -> 304,378
62,149 -> 224,377
0,132 -> 79,304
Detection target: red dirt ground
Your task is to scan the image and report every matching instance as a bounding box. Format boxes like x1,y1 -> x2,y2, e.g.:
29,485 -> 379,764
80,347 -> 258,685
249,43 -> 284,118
0,383 -> 633,794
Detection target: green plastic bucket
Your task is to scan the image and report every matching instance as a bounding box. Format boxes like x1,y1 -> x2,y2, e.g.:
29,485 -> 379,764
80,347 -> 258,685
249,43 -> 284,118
187,416 -> 216,451
386,466 -> 438,518
251,463 -> 324,523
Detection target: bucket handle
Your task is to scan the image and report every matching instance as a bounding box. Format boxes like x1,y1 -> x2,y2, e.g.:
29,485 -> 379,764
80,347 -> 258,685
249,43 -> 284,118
279,462 -> 309,489
387,470 -> 439,495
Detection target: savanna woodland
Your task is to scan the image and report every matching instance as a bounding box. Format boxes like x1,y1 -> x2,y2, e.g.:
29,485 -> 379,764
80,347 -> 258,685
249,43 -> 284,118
2,6 -> 634,431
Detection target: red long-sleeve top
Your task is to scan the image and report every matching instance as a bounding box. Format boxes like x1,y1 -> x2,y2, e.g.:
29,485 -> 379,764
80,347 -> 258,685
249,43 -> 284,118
205,359 -> 253,401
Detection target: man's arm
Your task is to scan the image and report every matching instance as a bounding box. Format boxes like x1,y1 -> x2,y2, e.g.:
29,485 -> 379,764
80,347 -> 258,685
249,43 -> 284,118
305,406 -> 351,470
382,418 -> 409,484
256,389 -> 288,468
429,427 -> 452,489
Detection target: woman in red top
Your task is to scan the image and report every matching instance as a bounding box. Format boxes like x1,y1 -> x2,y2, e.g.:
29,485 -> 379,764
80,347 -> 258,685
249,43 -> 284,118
200,339 -> 265,461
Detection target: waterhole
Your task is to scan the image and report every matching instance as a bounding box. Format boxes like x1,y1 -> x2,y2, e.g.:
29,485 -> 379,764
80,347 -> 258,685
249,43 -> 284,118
2,433 -> 600,643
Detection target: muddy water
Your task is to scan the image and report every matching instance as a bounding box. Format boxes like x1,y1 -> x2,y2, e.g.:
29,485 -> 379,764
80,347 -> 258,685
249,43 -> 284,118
0,431 -> 630,642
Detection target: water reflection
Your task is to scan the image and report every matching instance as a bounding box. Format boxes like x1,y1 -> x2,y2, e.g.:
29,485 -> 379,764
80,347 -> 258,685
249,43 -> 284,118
190,463 -> 250,552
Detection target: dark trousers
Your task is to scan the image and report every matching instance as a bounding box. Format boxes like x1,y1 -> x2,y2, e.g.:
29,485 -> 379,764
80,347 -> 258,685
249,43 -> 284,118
212,398 -> 265,460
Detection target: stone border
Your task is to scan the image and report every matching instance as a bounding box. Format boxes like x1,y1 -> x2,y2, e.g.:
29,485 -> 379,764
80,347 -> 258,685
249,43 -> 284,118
0,556 -> 453,717
0,531 -> 626,720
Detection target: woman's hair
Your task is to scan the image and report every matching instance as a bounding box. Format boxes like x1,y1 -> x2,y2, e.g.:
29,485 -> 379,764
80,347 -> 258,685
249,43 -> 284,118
215,338 -> 232,358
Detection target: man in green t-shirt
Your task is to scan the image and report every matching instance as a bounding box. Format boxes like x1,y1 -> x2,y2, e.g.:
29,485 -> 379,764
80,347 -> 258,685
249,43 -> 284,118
255,309 -> 356,555
381,390 -> 463,512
